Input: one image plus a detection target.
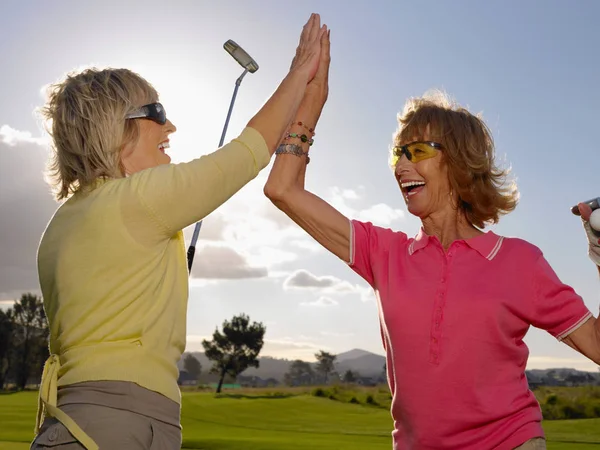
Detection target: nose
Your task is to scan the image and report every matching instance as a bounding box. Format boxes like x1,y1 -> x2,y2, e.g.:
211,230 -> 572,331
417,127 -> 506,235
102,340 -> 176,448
165,119 -> 177,134
395,152 -> 412,175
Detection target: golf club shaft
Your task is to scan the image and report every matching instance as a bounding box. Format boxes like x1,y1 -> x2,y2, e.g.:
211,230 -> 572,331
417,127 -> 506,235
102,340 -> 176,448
187,68 -> 250,272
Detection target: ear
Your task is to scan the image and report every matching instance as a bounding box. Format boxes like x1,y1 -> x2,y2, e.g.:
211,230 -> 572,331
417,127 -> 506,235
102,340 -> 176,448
119,140 -> 134,176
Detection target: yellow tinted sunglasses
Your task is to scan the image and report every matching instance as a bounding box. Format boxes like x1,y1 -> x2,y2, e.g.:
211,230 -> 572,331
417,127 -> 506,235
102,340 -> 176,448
391,141 -> 443,165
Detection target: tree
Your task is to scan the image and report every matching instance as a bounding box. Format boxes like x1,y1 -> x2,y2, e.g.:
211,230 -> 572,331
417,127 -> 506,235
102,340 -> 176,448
0,309 -> 14,390
314,350 -> 336,384
202,314 -> 265,393
183,354 -> 202,382
343,369 -> 357,384
284,360 -> 315,386
11,293 -> 49,389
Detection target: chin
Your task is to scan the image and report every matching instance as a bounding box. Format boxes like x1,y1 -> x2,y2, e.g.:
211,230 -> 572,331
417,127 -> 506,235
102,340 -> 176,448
406,200 -> 427,219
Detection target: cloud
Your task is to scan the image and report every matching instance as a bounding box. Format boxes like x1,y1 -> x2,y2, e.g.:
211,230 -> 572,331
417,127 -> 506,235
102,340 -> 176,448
284,270 -> 342,289
288,239 -> 323,253
300,296 -> 339,307
185,334 -> 210,344
320,330 -> 354,338
189,243 -> 268,279
283,269 -> 375,302
526,356 -> 599,372
261,337 -> 331,360
182,213 -> 227,242
0,125 -> 47,147
357,203 -> 405,226
329,186 -> 405,226
0,299 -> 16,311
0,130 -> 57,298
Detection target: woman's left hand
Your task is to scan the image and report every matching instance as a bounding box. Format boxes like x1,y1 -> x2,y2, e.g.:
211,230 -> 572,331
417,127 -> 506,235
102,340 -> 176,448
292,28 -> 330,122
305,28 -> 330,105
578,202 -> 600,266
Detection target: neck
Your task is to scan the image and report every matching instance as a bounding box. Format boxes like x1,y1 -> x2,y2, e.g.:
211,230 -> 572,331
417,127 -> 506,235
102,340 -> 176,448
421,206 -> 482,250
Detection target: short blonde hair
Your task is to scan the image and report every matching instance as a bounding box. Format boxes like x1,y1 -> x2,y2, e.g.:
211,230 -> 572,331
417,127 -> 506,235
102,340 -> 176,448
393,90 -> 519,228
41,67 -> 158,200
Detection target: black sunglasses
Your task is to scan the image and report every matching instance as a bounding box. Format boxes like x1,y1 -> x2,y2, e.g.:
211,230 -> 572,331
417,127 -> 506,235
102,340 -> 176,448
125,102 -> 167,125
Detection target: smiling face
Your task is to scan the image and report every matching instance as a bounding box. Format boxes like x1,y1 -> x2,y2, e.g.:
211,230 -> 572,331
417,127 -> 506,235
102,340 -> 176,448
394,127 -> 454,220
120,110 -> 177,175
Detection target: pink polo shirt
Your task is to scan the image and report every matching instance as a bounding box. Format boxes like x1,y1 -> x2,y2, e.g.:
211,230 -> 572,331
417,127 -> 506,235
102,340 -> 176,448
349,220 -> 592,450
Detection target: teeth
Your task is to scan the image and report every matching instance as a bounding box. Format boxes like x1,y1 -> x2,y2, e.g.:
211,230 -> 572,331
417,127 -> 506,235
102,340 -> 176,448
158,142 -> 170,150
400,181 -> 426,189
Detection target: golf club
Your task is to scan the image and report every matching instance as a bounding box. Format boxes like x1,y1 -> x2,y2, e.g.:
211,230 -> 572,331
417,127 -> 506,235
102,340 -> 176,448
187,40 -> 259,272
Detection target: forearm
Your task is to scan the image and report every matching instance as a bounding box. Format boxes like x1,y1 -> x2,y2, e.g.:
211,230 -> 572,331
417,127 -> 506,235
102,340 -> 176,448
133,127 -> 270,237
264,97 -> 323,197
247,69 -> 310,155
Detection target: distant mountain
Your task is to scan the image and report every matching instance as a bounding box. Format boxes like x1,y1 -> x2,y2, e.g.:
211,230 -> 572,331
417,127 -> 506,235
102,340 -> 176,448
178,351 -> 600,387
334,350 -> 386,378
336,349 -> 379,362
179,349 -> 386,382
525,368 -> 600,387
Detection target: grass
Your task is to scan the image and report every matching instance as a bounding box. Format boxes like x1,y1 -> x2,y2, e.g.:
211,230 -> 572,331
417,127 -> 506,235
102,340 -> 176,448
1,387 -> 600,449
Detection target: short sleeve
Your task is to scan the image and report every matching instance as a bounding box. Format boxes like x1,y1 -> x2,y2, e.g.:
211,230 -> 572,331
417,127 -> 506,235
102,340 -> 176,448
348,220 -> 405,288
530,254 -> 593,341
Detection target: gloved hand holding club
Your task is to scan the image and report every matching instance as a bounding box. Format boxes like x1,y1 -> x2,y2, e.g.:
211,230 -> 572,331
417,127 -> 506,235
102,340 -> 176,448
574,198 -> 600,266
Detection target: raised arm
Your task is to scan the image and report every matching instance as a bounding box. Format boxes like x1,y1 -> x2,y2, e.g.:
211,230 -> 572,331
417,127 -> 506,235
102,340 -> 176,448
127,14 -> 329,238
561,202 -> 600,362
263,29 -> 351,263
247,13 -> 327,154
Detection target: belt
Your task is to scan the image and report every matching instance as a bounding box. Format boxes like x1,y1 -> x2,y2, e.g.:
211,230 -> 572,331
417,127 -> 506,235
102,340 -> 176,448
36,354 -> 99,450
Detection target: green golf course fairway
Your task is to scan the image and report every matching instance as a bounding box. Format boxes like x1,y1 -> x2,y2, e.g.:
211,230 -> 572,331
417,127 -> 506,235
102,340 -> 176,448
1,391 -> 600,449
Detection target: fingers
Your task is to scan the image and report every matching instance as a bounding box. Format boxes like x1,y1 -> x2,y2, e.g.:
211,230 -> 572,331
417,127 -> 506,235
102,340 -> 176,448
321,27 -> 331,64
579,202 -> 593,221
298,13 -> 314,46
308,14 -> 321,43
313,27 -> 330,80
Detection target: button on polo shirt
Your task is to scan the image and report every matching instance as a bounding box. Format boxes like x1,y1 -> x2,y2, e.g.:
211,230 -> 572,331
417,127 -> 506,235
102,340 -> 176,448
348,220 -> 592,450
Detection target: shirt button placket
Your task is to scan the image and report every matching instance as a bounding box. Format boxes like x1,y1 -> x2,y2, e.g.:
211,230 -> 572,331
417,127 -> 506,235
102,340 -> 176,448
430,251 -> 451,364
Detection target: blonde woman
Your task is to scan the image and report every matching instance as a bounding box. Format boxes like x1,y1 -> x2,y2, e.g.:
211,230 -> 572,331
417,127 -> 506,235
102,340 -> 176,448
32,13 -> 328,450
265,32 -> 600,450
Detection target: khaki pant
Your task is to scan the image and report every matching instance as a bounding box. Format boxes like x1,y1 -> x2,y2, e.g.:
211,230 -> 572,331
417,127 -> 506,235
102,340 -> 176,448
514,437 -> 547,450
31,404 -> 181,449
31,381 -> 181,450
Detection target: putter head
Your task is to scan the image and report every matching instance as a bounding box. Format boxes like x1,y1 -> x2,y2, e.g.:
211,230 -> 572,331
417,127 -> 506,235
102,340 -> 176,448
224,40 -> 259,73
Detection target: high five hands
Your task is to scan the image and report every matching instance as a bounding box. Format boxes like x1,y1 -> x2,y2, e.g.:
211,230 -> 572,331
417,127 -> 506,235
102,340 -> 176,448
292,14 -> 331,123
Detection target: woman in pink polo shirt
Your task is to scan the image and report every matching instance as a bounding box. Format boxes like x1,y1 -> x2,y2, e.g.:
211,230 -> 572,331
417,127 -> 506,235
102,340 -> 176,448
264,33 -> 600,450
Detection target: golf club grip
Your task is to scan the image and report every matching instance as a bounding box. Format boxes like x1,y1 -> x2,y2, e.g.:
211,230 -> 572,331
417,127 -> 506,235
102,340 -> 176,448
571,197 -> 600,216
187,245 -> 196,272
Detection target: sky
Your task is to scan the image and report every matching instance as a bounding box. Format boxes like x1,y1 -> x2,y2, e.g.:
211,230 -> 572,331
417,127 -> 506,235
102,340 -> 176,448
1,0 -> 599,370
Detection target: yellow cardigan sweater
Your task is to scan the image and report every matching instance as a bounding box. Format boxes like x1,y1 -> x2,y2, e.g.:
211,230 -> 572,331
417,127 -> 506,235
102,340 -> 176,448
36,127 -> 269,447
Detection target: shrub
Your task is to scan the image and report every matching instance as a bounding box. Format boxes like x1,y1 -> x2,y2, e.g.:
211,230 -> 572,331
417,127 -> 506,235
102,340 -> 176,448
312,388 -> 326,398
366,394 -> 378,405
349,396 -> 359,404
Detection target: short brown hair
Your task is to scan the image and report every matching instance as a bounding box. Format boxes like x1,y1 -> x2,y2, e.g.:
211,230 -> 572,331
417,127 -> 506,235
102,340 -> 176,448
393,90 -> 518,228
41,67 -> 158,200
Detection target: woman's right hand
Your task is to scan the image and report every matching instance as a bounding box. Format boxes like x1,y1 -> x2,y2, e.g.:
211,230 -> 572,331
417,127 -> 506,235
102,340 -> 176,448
290,13 -> 328,83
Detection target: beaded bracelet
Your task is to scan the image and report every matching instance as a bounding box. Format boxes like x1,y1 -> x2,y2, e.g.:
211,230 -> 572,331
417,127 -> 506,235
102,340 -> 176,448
294,121 -> 315,135
275,143 -> 310,164
284,132 -> 314,146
